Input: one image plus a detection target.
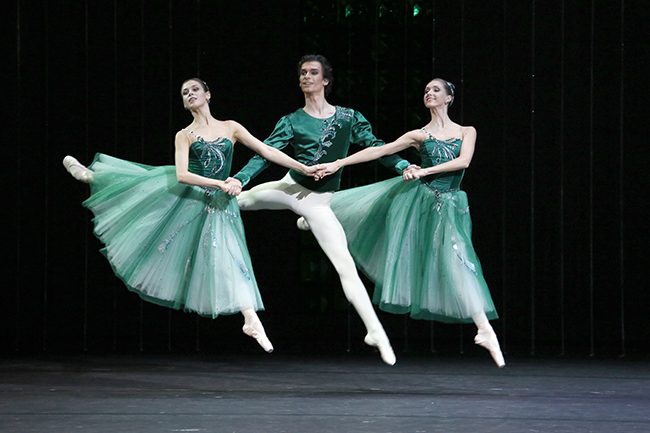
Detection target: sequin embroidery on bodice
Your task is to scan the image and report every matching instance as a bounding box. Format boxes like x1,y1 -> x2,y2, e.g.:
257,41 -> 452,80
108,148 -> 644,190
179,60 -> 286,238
419,128 -> 464,192
184,129 -> 234,181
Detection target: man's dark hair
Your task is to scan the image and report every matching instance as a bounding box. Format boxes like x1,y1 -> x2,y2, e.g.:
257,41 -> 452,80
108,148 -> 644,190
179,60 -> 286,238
297,54 -> 334,97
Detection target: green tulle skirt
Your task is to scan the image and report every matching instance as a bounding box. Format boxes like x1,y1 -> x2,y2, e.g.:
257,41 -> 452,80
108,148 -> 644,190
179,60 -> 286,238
331,176 -> 497,323
83,153 -> 262,318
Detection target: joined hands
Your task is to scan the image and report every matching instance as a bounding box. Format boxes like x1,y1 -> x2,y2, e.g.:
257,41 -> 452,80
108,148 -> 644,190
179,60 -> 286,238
312,162 -> 424,182
219,163 -> 326,196
221,177 -> 243,196
401,164 -> 424,182
219,163 -> 425,196
313,161 -> 341,182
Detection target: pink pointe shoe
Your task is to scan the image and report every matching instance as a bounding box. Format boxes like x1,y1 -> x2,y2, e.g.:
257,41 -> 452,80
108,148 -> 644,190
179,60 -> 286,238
475,327 -> 506,368
63,155 -> 94,183
243,321 -> 274,353
364,331 -> 396,366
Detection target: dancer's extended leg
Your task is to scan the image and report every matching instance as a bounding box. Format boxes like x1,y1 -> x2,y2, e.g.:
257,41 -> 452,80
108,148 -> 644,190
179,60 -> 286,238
303,205 -> 395,365
237,176 -> 299,211
238,174 -> 395,365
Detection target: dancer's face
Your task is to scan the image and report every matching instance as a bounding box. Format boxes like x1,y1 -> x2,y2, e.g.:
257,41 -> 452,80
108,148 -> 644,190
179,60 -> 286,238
299,61 -> 329,96
181,80 -> 211,110
423,79 -> 452,109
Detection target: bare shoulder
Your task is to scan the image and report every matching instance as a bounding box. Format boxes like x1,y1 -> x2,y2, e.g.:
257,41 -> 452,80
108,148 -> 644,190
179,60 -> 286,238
460,125 -> 477,141
461,125 -> 477,136
407,128 -> 428,142
224,120 -> 245,142
402,129 -> 427,151
175,128 -> 192,146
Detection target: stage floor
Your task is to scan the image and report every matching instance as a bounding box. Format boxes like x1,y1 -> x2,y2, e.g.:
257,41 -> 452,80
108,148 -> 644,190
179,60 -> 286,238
1,352 -> 649,432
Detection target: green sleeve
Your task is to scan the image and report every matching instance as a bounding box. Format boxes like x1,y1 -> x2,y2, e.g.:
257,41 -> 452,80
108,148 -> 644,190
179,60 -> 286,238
233,116 -> 293,186
350,111 -> 410,174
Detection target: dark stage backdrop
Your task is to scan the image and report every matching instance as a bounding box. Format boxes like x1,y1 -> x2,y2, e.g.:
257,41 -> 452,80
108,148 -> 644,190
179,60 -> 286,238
4,0 -> 648,359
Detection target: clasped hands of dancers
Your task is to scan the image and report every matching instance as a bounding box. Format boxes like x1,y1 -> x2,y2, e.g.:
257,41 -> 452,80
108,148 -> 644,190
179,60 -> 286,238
63,56 -> 504,368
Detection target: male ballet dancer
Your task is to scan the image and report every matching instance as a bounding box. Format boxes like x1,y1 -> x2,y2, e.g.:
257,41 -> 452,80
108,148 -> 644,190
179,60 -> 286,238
224,55 -> 413,365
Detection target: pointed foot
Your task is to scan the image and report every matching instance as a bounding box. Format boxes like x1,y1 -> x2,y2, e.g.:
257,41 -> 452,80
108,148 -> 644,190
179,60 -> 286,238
63,155 -> 94,183
243,320 -> 274,353
364,331 -> 396,366
475,327 -> 505,368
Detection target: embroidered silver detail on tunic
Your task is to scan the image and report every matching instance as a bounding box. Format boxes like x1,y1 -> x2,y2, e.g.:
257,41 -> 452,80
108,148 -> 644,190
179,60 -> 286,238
309,107 -> 353,165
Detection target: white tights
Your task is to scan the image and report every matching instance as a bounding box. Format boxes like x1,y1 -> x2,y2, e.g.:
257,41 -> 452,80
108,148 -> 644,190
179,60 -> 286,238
237,173 -> 386,337
472,312 -> 489,329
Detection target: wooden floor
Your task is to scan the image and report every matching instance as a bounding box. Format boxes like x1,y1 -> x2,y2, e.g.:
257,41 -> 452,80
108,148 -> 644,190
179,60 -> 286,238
1,352 -> 649,432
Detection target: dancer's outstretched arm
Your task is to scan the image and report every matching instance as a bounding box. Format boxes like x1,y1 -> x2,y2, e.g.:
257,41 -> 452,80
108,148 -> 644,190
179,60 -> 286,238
315,129 -> 424,180
230,121 -> 318,176
316,126 -> 477,182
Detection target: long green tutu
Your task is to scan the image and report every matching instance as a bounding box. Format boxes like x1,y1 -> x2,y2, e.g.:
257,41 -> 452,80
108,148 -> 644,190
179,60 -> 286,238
331,176 -> 497,323
83,153 -> 262,318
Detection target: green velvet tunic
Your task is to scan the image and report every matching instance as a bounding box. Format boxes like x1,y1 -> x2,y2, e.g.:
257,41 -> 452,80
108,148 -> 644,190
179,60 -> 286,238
233,106 -> 410,192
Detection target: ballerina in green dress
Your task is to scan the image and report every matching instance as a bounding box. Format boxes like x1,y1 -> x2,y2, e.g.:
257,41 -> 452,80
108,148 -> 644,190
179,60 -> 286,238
63,78 -> 319,353
311,78 -> 505,367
